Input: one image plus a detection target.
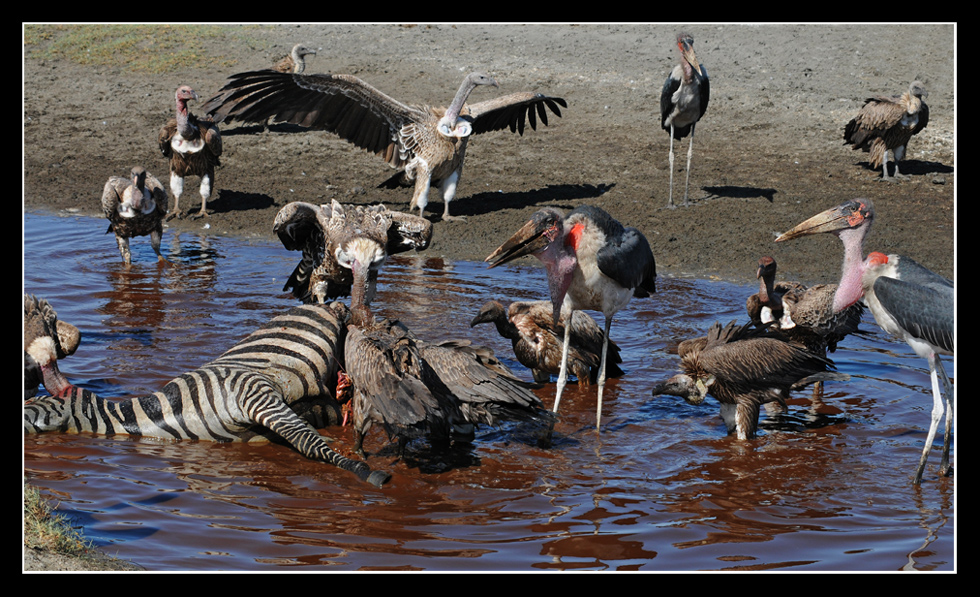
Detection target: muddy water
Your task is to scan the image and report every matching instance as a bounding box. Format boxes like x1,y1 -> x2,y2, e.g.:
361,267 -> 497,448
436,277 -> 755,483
23,212 -> 955,572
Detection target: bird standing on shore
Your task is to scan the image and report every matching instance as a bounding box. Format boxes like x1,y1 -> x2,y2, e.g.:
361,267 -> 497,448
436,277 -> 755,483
203,69 -> 565,220
661,32 -> 709,208
843,80 -> 929,181
158,85 -> 223,220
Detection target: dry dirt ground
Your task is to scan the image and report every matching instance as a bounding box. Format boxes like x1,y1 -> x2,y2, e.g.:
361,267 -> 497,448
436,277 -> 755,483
22,23 -> 955,571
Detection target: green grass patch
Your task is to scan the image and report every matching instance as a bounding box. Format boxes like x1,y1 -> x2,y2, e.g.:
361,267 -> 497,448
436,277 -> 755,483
24,24 -> 249,74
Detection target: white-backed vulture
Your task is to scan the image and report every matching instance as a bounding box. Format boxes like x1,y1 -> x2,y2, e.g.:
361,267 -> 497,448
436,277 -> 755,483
843,80 -> 929,181
470,299 -> 624,384
202,70 -> 566,220
651,320 -> 848,440
100,166 -> 169,265
745,256 -> 806,327
24,294 -> 80,399
273,200 -> 431,305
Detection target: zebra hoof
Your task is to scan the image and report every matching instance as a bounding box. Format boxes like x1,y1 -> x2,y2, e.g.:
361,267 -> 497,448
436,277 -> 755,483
366,470 -> 392,488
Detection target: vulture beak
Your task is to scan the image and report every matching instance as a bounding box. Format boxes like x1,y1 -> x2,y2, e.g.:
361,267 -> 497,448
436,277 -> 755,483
774,199 -> 873,242
484,210 -> 560,269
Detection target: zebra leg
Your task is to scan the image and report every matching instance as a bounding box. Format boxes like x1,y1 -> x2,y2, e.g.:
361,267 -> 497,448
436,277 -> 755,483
242,381 -> 390,487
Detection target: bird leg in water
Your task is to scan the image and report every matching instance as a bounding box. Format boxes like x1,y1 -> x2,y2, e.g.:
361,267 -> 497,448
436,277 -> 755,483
594,315 -> 612,429
552,320 -> 573,415
914,352 -> 954,484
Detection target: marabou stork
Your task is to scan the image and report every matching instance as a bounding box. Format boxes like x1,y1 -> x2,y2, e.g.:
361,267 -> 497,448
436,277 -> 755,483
202,70 -> 565,220
470,299 -> 624,384
862,251 -> 954,483
775,197 -> 955,484
660,32 -> 710,208
843,80 -> 929,181
652,320 -> 848,439
485,205 -> 656,428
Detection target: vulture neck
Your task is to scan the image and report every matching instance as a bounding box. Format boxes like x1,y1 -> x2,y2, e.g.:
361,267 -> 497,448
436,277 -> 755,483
175,97 -> 198,139
442,77 -> 479,129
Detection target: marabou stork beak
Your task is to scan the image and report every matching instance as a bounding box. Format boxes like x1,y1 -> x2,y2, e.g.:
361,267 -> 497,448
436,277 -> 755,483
774,199 -> 872,242
681,42 -> 702,77
485,211 -> 557,268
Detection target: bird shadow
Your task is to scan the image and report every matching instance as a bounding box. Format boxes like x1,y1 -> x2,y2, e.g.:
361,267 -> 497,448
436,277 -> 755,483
854,159 -> 952,177
699,185 -> 779,203
444,183 -> 616,220
208,189 -> 278,215
217,122 -> 311,137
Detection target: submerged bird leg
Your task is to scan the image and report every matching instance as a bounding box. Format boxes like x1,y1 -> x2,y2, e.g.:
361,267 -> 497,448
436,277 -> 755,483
552,317 -> 574,415
594,315 -> 613,429
667,125 -> 677,208
915,353 -> 953,484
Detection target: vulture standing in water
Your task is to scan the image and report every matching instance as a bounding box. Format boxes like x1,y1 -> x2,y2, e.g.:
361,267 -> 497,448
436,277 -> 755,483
24,294 -> 81,400
843,80 -> 929,181
660,32 -> 710,208
340,294 -> 549,459
745,256 -> 806,328
651,320 -> 848,440
158,85 -> 223,220
470,299 -> 624,384
273,200 -> 432,305
100,166 -> 169,265
202,70 -> 566,220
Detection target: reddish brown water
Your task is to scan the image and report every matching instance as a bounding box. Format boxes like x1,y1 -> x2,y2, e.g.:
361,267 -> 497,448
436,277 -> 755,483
24,212 -> 955,571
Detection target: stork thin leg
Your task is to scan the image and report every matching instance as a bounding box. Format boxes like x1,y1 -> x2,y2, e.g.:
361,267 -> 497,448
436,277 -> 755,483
667,126 -> 676,208
552,318 -> 573,415
594,316 -> 612,430
914,353 -> 952,484
682,126 -> 695,206
935,354 -> 954,477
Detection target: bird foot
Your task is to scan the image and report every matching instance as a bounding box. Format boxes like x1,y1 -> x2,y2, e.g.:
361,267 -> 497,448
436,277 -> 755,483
165,210 -> 182,222
190,210 -> 210,220
441,214 -> 467,222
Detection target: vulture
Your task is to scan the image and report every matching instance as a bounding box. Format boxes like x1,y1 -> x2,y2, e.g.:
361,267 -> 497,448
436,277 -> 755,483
745,256 -> 806,327
660,32 -> 710,208
843,80 -> 929,181
651,320 -> 848,440
340,300 -> 550,459
158,85 -> 223,219
202,69 -> 566,220
273,200 -> 432,305
100,166 -> 169,265
275,43 -> 317,74
470,299 -> 624,384
24,294 -> 80,399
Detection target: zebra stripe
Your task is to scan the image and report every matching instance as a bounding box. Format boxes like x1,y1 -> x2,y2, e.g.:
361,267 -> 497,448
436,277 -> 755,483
25,302 -> 390,488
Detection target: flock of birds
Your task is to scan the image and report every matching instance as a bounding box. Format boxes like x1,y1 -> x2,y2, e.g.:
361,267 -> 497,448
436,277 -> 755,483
69,34 -> 951,485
